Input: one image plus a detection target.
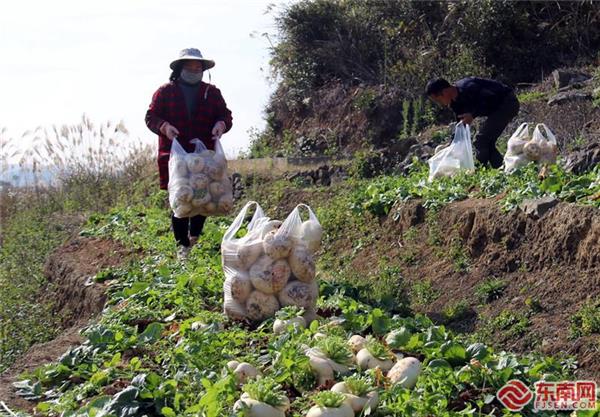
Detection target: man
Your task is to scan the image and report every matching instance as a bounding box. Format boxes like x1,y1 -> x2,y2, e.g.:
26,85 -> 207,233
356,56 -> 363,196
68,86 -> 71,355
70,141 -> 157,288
425,77 -> 519,168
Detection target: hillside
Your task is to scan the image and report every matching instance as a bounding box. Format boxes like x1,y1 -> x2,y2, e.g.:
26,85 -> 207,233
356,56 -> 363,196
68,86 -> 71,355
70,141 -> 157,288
0,163 -> 598,416
1,1 -> 600,416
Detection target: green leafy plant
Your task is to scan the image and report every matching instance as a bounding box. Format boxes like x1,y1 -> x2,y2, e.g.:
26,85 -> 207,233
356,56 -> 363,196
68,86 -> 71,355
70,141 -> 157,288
411,280 -> 439,307
517,90 -> 547,103
243,377 -> 288,407
316,336 -> 354,365
275,306 -> 305,320
570,299 -> 600,338
475,278 -> 507,303
449,237 -> 470,272
365,336 -> 392,361
343,376 -> 372,397
311,391 -> 346,408
442,300 -> 471,323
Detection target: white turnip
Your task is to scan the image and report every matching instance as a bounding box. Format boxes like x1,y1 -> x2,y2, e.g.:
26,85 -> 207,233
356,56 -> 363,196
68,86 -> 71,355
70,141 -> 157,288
278,280 -> 318,309
249,256 -> 291,295
246,291 -> 280,321
289,245 -> 316,283
387,357 -> 421,389
263,230 -> 293,260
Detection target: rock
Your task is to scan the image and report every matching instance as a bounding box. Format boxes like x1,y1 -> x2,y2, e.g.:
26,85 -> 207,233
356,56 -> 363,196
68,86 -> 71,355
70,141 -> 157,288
562,143 -> 600,175
287,165 -> 334,187
232,173 -> 244,200
547,91 -> 592,106
519,196 -> 559,219
552,70 -> 591,89
388,137 -> 418,158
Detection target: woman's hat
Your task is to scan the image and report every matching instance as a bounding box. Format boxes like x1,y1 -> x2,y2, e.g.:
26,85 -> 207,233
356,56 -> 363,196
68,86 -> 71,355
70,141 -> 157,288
170,48 -> 215,70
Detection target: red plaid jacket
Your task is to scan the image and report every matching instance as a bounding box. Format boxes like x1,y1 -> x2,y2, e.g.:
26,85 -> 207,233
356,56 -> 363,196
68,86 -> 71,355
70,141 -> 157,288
145,81 -> 233,189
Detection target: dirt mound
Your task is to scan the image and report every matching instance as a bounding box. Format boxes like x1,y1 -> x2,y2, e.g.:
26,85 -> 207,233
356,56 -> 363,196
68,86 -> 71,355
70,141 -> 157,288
383,199 -> 600,378
0,326 -> 84,413
266,82 -> 407,157
44,237 -> 131,328
0,237 -> 131,412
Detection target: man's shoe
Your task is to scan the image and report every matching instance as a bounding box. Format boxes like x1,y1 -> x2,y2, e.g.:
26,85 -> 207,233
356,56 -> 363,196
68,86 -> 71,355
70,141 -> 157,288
177,245 -> 190,261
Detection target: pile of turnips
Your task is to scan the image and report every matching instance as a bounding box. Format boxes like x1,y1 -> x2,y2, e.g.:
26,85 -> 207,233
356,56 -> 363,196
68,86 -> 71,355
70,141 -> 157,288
504,123 -> 559,173
226,323 -> 423,417
168,138 -> 233,218
222,201 -> 322,322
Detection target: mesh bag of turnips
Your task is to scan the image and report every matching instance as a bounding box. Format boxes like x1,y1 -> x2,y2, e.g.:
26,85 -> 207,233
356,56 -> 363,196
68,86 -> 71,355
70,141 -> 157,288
504,123 -> 559,173
221,201 -> 322,323
168,138 -> 233,218
428,121 -> 475,181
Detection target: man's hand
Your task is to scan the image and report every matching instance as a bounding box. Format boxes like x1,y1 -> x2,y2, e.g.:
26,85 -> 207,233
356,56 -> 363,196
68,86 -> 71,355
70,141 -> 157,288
211,121 -> 226,141
160,122 -> 179,140
458,113 -> 474,125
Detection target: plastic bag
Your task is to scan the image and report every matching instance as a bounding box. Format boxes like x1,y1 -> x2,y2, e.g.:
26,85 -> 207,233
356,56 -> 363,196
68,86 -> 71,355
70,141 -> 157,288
504,123 -> 558,173
428,122 -> 475,181
168,138 -> 233,218
504,123 -> 532,173
221,202 -> 321,322
530,123 -> 558,165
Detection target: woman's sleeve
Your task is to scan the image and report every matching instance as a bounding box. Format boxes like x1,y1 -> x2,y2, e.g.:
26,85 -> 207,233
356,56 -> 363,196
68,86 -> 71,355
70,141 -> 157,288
212,87 -> 233,133
145,86 -> 167,135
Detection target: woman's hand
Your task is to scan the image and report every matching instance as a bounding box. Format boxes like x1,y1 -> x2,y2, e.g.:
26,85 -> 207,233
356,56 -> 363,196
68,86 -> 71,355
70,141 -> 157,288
211,121 -> 226,141
160,122 -> 179,140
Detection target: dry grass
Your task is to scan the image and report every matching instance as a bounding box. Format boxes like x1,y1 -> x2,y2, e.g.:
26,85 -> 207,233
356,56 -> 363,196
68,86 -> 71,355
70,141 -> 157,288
0,117 -> 156,371
1,115 -> 155,222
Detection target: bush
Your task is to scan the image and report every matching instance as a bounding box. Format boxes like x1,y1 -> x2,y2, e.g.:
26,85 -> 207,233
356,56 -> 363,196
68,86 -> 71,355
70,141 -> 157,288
269,0 -> 600,96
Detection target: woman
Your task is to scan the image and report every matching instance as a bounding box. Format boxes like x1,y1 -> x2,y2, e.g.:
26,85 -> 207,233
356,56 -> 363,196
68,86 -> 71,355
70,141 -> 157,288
145,47 -> 233,260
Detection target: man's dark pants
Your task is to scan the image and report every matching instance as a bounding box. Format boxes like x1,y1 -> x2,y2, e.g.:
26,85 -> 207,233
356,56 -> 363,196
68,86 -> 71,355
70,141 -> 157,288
473,93 -> 520,168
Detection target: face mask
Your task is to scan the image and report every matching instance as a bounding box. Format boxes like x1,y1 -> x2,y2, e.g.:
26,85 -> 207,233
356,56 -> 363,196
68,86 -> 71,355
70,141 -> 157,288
180,68 -> 203,84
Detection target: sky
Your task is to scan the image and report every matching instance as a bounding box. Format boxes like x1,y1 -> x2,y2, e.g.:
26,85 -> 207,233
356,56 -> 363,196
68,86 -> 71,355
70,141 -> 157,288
0,0 -> 285,161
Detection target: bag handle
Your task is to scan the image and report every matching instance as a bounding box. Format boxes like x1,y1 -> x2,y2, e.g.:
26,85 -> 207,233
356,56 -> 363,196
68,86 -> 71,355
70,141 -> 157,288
511,122 -> 530,139
294,203 -> 319,223
214,138 -> 225,156
451,121 -> 475,170
222,201 -> 265,242
278,203 -> 320,237
170,137 -> 187,156
534,123 -> 557,145
452,121 -> 471,145
190,138 -> 208,153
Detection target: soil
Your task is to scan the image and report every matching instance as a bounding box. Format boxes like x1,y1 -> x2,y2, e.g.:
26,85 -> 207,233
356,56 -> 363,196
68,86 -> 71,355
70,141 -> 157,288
260,185 -> 600,380
0,237 -> 132,413
264,70 -> 600,158
371,199 -> 599,379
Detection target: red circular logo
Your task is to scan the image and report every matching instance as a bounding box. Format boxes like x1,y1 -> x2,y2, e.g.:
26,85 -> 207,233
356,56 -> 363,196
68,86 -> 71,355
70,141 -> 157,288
497,380 -> 533,411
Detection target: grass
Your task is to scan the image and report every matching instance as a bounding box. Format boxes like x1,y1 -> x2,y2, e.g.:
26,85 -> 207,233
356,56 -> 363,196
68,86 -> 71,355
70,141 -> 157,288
570,299 -> 600,339
410,280 -> 439,308
0,119 -> 154,372
474,278 -> 508,304
449,237 -> 470,272
442,300 -> 471,323
517,90 -> 547,103
478,310 -> 531,340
